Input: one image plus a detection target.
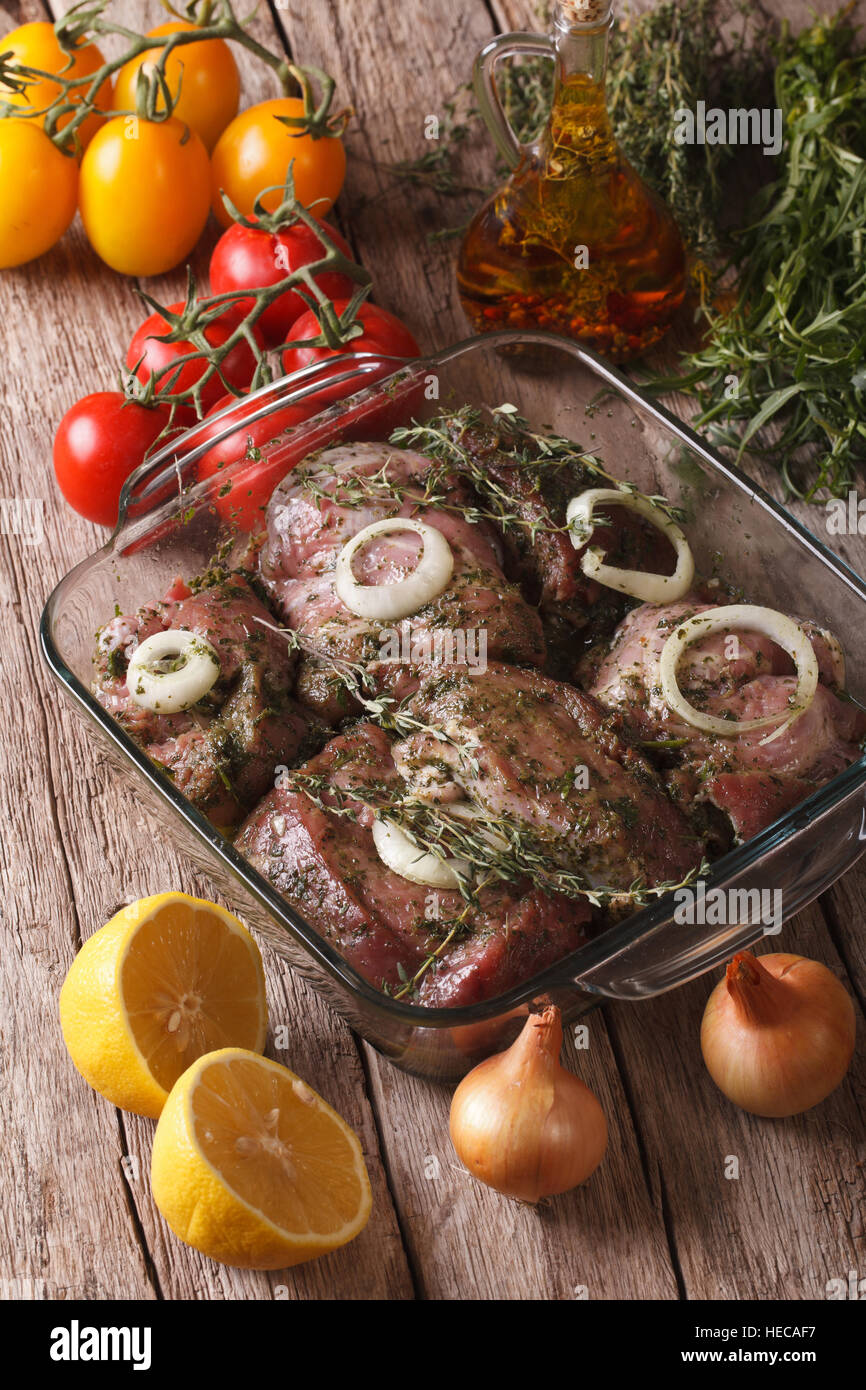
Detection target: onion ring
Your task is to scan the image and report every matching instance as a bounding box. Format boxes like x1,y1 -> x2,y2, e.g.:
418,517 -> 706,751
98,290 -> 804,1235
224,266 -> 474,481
658,604 -> 819,745
127,629 -> 220,714
566,488 -> 694,602
335,518 -> 454,621
372,818 -> 469,890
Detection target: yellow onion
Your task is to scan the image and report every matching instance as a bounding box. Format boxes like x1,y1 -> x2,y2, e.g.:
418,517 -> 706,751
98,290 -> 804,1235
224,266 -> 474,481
701,951 -> 856,1118
449,1006 -> 607,1202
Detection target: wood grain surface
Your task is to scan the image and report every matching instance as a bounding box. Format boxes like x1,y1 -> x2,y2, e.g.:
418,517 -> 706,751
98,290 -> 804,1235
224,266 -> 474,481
0,0 -> 863,1301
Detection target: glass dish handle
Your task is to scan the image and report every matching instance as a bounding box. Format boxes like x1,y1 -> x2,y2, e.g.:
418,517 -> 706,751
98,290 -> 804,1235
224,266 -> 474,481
565,788 -> 866,1001
570,916 -> 773,1002
473,32 -> 556,171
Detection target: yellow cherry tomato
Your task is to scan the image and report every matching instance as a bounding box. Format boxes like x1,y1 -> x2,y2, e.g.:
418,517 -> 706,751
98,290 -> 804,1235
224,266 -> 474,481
210,97 -> 346,228
78,115 -> 211,276
1,21 -> 112,150
0,119 -> 78,268
112,20 -> 240,154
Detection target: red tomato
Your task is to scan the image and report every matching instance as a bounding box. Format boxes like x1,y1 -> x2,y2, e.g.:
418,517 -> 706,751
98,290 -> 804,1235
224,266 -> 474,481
209,219 -> 356,347
196,392 -> 325,530
53,393 -> 174,527
282,300 -> 420,380
127,303 -> 262,418
280,300 -> 422,432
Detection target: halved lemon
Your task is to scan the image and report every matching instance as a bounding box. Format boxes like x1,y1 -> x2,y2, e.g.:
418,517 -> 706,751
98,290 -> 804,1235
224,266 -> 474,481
59,893 -> 267,1118
151,1048 -> 373,1269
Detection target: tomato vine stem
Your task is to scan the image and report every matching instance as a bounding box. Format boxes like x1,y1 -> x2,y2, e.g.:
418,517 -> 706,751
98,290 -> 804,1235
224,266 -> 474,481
0,0 -> 337,152
123,167 -> 373,428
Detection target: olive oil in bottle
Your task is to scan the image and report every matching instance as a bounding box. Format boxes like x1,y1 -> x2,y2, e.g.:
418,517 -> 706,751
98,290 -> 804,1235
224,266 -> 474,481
458,0 -> 686,361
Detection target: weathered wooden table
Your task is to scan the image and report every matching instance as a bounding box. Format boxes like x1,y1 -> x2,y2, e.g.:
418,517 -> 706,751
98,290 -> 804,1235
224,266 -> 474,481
1,0 -> 863,1301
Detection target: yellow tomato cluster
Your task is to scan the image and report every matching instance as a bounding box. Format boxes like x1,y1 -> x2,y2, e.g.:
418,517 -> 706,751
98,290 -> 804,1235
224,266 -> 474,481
0,21 -> 347,275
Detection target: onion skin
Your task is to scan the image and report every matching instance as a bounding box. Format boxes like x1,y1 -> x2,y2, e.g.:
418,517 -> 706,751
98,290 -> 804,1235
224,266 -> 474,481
700,952 -> 856,1118
449,1006 -> 608,1202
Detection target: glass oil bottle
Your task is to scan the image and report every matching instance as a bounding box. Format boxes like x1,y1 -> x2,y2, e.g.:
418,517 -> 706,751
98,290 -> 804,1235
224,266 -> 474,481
457,0 -> 686,362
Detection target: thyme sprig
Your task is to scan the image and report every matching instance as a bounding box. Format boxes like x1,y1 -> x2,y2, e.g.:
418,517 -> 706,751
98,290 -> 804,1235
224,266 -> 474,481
0,0 -> 326,153
391,405 -> 688,531
251,614 -> 481,770
282,765 -> 707,919
389,914 -> 474,999
607,0 -> 774,295
383,90 -> 480,196
293,405 -> 685,549
252,611 -> 706,916
298,450 -> 575,539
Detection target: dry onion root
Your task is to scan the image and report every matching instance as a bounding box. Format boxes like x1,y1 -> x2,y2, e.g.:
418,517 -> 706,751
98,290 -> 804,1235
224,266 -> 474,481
566,487 -> 695,602
700,951 -> 856,1118
449,1006 -> 608,1202
335,517 -> 454,621
658,604 -> 819,745
126,630 -> 220,713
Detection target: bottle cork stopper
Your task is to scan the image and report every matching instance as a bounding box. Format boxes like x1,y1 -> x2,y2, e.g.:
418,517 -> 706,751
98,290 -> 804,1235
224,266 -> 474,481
559,0 -> 612,25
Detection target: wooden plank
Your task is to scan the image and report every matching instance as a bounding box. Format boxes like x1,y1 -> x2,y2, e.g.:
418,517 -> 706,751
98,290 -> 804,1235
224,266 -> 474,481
0,0 -> 412,1300
603,905 -> 866,1300
0,0 -> 158,1303
3,0 -> 864,1305
269,0 -> 498,351
487,0 -> 866,1298
0,557 -> 159,1300
362,1015 -> 680,1299
269,0 -> 684,1300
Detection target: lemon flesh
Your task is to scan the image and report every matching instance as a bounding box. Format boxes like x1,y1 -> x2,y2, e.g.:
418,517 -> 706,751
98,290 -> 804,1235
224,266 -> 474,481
59,894 -> 267,1118
151,1049 -> 373,1270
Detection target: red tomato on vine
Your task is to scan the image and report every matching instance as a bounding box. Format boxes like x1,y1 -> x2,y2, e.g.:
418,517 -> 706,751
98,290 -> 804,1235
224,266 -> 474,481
127,304 -> 262,419
210,219 -> 356,347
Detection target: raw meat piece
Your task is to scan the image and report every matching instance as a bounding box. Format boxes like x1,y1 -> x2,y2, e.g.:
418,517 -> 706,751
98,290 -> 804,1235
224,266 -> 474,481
93,575 -> 323,827
259,441 -> 546,721
395,663 -> 704,890
440,413 -> 678,678
235,722 -> 593,1007
586,597 -> 865,839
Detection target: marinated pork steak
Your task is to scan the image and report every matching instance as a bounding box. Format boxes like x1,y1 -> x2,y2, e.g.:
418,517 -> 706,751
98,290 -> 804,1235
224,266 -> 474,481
235,722 -> 593,1007
93,576 -> 324,828
587,597 -> 866,840
394,664 -> 704,891
439,412 -> 677,677
258,441 -> 547,721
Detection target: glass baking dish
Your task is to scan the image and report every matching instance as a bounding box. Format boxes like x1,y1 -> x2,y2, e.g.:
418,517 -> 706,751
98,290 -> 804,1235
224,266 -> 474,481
40,331 -> 866,1080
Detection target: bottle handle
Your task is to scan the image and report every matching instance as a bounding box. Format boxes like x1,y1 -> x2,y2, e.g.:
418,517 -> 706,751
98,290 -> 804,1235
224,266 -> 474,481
473,32 -> 557,172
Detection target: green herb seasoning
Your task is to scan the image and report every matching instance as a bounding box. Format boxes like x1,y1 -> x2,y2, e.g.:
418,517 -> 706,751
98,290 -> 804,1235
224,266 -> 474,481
649,10 -> 866,499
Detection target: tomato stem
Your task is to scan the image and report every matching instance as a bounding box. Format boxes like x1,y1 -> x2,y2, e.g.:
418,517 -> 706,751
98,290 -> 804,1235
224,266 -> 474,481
0,0 -> 345,153
123,174 -> 373,427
